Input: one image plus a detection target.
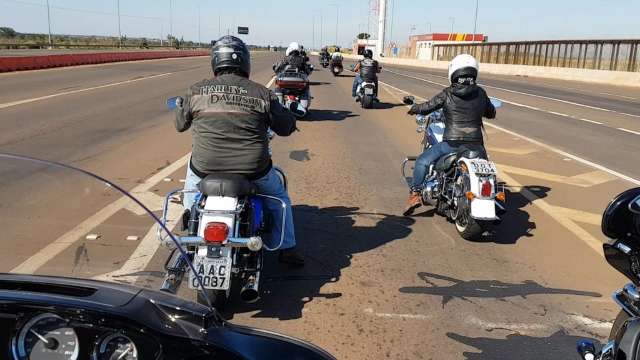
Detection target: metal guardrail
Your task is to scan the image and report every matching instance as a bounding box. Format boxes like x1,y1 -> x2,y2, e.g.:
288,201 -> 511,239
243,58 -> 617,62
0,43 -> 210,50
433,39 -> 640,72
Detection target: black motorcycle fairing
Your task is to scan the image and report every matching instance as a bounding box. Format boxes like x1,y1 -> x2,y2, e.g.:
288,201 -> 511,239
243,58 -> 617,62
603,187 -> 640,242
614,317 -> 640,359
0,274 -> 335,360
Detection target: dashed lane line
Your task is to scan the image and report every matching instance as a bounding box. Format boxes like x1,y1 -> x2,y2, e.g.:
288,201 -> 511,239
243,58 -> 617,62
0,72 -> 174,110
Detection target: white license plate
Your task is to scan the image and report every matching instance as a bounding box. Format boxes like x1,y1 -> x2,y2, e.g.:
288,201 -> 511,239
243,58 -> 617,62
469,159 -> 497,174
364,87 -> 374,95
189,250 -> 232,290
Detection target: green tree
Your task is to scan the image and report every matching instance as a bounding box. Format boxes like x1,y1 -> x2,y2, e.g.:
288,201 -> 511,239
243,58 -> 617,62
357,33 -> 371,40
0,27 -> 18,38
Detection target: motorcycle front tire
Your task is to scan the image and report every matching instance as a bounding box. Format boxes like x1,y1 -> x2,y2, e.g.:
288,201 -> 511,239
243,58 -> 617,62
609,309 -> 631,341
361,94 -> 374,109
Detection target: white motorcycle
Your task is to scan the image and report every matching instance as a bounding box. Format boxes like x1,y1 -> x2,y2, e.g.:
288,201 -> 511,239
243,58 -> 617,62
401,96 -> 506,240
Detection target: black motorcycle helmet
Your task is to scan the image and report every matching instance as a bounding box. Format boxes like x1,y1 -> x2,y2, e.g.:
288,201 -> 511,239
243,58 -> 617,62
363,49 -> 373,59
602,188 -> 640,242
211,35 -> 251,78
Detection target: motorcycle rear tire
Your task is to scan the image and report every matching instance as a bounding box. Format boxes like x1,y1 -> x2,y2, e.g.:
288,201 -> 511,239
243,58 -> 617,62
609,309 -> 631,341
197,289 -> 229,310
361,94 -> 374,109
455,212 -> 485,240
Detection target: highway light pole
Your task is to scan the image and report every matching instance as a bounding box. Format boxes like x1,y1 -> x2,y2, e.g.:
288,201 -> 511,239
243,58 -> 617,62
376,0 -> 387,58
449,17 -> 455,34
330,4 -> 339,46
473,0 -> 479,40
117,0 -> 122,47
198,3 -> 201,46
46,0 -> 52,47
427,22 -> 432,34
169,0 -> 173,46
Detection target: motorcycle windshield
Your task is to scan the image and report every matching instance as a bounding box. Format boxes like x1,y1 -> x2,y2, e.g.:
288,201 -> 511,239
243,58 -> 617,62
0,154 -> 209,307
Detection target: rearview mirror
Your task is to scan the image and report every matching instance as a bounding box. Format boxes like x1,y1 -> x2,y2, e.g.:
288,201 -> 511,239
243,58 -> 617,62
166,96 -> 180,110
490,98 -> 503,108
403,96 -> 415,105
630,195 -> 640,215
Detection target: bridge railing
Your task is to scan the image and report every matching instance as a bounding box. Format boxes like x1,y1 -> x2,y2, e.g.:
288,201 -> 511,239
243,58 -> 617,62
432,39 -> 640,72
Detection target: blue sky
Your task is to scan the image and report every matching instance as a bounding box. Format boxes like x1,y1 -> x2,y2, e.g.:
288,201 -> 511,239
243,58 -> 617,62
1,0 -> 639,46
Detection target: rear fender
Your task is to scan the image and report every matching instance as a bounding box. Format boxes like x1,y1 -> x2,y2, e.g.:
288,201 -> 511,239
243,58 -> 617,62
199,196 -> 238,240
458,158 -> 498,220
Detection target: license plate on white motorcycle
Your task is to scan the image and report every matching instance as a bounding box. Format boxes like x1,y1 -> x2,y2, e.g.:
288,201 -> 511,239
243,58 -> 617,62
364,87 -> 374,95
469,159 -> 497,174
189,248 -> 232,290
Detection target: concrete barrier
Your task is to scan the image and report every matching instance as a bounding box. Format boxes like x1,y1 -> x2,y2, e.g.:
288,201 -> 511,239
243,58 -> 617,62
0,50 -> 209,73
318,52 -> 640,88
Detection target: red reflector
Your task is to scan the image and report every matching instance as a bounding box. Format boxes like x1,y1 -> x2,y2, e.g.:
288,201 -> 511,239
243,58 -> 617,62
287,95 -> 297,101
481,181 -> 492,197
204,222 -> 229,243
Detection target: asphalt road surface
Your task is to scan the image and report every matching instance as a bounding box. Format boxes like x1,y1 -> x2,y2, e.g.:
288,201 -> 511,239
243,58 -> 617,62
1,52 -> 639,359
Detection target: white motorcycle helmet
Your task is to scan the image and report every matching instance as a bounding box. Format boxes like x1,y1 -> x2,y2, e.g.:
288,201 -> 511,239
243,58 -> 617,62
448,54 -> 479,84
286,42 -> 301,56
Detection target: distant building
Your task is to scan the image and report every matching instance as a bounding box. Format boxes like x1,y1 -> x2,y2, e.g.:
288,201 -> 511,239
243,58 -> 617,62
352,38 -> 378,56
409,33 -> 486,60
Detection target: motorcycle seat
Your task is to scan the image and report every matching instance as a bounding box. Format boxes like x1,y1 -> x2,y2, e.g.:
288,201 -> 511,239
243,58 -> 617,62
456,144 -> 487,160
434,153 -> 457,171
198,173 -> 257,197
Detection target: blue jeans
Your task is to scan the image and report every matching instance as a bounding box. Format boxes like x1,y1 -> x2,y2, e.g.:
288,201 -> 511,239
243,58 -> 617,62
183,166 -> 296,250
411,142 -> 458,189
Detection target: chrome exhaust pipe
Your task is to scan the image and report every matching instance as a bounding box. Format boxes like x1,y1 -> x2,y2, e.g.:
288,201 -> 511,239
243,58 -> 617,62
239,273 -> 260,303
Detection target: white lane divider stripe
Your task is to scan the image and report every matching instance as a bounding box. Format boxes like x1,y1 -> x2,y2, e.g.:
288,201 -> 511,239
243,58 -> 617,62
618,127 -> 640,136
383,71 -> 639,136
385,68 -> 640,119
10,152 -> 190,274
0,72 -> 174,110
378,80 -> 640,186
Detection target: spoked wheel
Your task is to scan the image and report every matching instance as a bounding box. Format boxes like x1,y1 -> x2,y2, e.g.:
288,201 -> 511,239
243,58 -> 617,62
452,173 -> 485,240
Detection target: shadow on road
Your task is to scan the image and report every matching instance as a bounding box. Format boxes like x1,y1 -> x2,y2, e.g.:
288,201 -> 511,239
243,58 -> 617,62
447,330 -> 601,360
305,109 -> 357,121
374,102 -> 406,109
485,184 -> 550,244
289,149 -> 311,162
308,81 -> 332,86
399,272 -> 601,307
223,205 -> 415,320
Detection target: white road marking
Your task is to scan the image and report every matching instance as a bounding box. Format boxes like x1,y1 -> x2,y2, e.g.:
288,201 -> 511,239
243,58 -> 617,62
599,92 -> 637,100
0,72 -> 174,110
125,236 -> 140,241
363,308 -> 432,320
618,127 -> 640,136
385,68 -> 640,119
379,81 -> 640,186
567,314 -> 613,330
466,315 -> 549,331
85,234 -> 100,240
10,152 -> 190,274
266,75 -> 276,88
579,118 -> 603,125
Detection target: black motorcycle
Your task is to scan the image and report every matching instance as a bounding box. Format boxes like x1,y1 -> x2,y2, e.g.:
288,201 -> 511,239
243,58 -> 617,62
577,188 -> 640,360
320,54 -> 330,68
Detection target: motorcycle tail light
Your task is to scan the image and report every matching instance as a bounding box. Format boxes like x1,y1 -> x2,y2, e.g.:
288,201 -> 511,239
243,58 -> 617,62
481,181 -> 492,197
204,222 -> 228,244
288,95 -> 297,101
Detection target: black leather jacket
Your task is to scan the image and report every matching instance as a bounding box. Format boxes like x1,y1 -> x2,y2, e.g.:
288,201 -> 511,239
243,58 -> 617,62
274,54 -> 310,75
358,58 -> 380,81
176,74 -> 296,180
409,84 -> 496,144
